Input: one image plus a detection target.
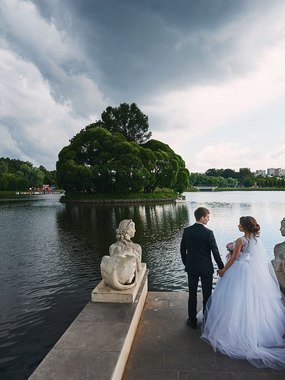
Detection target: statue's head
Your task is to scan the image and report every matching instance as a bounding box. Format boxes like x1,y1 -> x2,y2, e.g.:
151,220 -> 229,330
280,218 -> 285,237
116,219 -> 135,241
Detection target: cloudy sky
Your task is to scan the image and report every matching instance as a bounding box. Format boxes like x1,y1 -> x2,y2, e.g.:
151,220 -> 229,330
1,0 -> 285,172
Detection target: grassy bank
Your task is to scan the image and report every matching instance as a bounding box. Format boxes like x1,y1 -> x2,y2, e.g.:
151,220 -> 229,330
61,188 -> 179,203
0,191 -> 17,197
185,187 -> 200,192
214,187 -> 285,191
185,187 -> 285,192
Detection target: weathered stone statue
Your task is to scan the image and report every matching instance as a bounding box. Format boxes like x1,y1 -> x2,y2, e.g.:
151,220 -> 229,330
273,217 -> 285,294
100,219 -> 142,290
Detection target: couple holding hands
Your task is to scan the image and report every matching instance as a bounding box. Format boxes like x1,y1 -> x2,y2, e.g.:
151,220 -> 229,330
180,207 -> 285,369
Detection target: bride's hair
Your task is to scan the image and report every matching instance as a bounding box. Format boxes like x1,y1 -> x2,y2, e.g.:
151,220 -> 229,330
240,216 -> 260,237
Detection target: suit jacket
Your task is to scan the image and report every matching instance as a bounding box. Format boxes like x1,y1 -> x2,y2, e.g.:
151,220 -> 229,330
180,223 -> 224,276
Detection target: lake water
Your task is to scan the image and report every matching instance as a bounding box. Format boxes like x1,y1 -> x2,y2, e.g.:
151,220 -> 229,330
0,191 -> 285,379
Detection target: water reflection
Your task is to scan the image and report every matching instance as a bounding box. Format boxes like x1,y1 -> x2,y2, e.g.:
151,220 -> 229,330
185,191 -> 285,254
56,202 -> 190,291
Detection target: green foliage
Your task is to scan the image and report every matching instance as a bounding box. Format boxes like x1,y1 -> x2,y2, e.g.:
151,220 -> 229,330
57,126 -> 151,193
192,167 -> 285,189
175,168 -> 190,193
57,105 -> 189,195
0,160 -> 8,174
57,159 -> 93,192
39,166 -> 57,185
189,173 -> 238,188
84,103 -> 151,144
254,175 -> 285,188
0,157 -> 55,191
141,139 -> 189,192
205,168 -> 239,180
19,163 -> 45,188
238,168 -> 254,187
205,167 -> 254,187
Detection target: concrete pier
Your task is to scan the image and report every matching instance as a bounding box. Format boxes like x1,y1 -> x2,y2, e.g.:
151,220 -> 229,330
123,292 -> 285,380
29,289 -> 285,380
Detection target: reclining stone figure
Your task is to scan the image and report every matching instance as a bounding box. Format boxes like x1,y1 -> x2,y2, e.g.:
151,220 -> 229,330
100,219 -> 142,290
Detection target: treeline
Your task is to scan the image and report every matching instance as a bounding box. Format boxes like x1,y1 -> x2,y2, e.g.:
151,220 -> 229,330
190,168 -> 285,188
0,157 -> 56,191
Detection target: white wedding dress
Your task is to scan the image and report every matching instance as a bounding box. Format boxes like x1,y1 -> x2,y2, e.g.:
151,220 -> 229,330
201,234 -> 285,369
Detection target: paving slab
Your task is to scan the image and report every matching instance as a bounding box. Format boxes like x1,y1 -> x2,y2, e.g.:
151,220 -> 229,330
123,292 -> 285,380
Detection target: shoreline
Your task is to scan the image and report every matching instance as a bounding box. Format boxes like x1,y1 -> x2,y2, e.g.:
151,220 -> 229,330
187,187 -> 285,192
60,197 -> 177,204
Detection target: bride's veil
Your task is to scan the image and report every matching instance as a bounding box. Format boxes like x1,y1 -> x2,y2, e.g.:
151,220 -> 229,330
248,233 -> 284,300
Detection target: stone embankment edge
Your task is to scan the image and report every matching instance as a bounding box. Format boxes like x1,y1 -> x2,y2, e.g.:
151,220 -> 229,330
112,271 -> 148,380
28,271 -> 148,380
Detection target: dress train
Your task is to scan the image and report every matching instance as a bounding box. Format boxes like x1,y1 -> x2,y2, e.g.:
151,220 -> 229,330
200,234 -> 285,369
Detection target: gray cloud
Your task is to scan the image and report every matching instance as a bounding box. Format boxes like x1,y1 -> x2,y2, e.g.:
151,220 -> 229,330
31,0 -> 264,101
1,0 -> 107,118
4,0 -> 280,108
1,0 -> 285,170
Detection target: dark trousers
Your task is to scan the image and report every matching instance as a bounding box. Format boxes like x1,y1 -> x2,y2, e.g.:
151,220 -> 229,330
187,273 -> 213,323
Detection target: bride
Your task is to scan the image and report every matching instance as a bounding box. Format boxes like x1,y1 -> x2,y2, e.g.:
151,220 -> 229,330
201,216 -> 285,369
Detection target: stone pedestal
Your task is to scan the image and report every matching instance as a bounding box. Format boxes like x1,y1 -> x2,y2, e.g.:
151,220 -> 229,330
91,263 -> 147,303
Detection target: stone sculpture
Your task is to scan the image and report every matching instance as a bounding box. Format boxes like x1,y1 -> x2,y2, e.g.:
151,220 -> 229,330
100,219 -> 142,290
273,217 -> 285,293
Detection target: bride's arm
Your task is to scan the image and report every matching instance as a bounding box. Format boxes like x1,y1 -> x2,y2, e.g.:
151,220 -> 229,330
218,238 -> 242,276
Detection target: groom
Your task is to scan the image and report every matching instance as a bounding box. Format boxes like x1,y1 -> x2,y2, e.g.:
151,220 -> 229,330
180,207 -> 224,329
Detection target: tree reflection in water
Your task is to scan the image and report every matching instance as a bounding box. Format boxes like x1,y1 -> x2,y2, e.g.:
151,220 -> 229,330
56,202 -> 190,291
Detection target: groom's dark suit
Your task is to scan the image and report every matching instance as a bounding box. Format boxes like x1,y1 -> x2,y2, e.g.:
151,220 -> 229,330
180,222 -> 224,325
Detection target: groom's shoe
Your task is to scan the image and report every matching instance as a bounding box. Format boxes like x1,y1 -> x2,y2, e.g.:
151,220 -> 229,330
187,318 -> 197,329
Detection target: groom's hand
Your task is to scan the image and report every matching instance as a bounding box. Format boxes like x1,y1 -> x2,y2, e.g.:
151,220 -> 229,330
217,269 -> 224,277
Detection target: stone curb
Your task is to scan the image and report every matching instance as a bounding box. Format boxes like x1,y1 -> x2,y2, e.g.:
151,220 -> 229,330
29,272 -> 148,380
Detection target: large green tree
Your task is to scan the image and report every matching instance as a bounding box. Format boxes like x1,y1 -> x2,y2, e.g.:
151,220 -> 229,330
239,168 -> 254,187
57,105 -> 189,194
57,127 -> 150,193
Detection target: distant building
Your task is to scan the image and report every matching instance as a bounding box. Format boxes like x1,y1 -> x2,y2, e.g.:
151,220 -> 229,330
266,168 -> 285,177
255,169 -> 266,177
267,168 -> 276,176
